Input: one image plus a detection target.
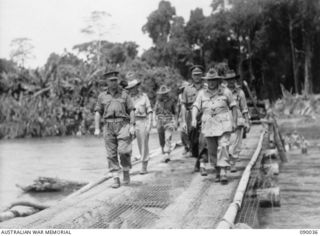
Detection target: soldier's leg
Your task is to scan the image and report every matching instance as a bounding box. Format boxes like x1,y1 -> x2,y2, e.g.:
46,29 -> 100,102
183,110 -> 192,155
135,119 -> 144,160
103,124 -> 120,173
117,122 -> 132,185
181,130 -> 190,154
164,126 -> 174,153
206,137 -> 219,181
157,122 -> 165,154
229,127 -> 244,172
104,123 -> 121,188
137,118 -> 150,174
199,132 -> 208,176
217,132 -> 231,184
117,122 -> 132,171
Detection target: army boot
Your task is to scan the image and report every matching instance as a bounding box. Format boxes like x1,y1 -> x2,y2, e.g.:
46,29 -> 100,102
200,163 -> 208,176
123,171 -> 130,185
220,168 -> 228,185
230,163 -> 237,173
111,177 -> 121,189
140,161 -> 148,175
194,159 -> 200,172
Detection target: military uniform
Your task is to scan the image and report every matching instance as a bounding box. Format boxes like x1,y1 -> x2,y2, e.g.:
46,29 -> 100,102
192,68 -> 237,183
181,83 -> 203,156
126,78 -> 153,174
181,66 -> 204,171
178,93 -> 191,153
95,87 -> 134,173
229,87 -> 249,160
154,85 -> 177,161
193,86 -> 236,165
132,92 -> 153,161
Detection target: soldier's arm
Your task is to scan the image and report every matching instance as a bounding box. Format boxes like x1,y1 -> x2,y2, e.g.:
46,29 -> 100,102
180,89 -> 187,124
225,89 -> 237,125
152,101 -> 158,126
95,112 -> 101,131
145,94 -> 153,128
94,95 -> 103,133
239,90 -> 250,125
126,95 -> 135,126
191,92 -> 202,127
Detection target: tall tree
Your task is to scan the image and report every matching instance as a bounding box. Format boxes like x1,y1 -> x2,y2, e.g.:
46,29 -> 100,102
142,1 -> 176,47
80,11 -> 115,65
9,38 -> 35,67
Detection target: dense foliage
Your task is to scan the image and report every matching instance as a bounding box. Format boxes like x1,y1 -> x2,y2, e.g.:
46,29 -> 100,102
1,0 -> 320,139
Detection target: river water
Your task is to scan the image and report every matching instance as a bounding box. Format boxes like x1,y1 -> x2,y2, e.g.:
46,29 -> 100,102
0,132 -> 178,209
258,123 -> 320,228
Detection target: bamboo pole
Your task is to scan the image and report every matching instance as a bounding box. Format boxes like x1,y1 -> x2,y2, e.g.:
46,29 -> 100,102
216,130 -> 265,229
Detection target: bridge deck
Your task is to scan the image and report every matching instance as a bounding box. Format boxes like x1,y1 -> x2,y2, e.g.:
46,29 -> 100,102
0,125 -> 264,229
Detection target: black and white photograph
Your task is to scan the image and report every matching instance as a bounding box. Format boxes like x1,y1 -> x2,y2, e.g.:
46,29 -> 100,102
0,0 -> 320,232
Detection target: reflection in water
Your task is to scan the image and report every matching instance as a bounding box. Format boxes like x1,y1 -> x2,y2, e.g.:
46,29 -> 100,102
0,133 -> 169,209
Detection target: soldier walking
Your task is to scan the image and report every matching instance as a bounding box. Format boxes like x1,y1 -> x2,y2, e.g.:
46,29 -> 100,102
181,65 -> 204,172
191,69 -> 237,184
94,71 -> 135,188
126,79 -> 153,174
154,85 -> 178,162
177,81 -> 191,156
224,70 -> 250,172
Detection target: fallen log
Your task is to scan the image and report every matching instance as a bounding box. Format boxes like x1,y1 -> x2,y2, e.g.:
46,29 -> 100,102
16,177 -> 87,192
0,200 -> 52,223
3,200 -> 52,212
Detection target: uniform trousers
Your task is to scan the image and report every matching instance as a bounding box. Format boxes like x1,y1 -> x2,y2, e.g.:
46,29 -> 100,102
135,118 -> 150,162
206,132 -> 231,168
229,126 -> 244,161
103,121 -> 132,172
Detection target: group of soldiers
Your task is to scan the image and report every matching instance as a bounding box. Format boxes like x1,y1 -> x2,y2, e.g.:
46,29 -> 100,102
94,65 -> 250,188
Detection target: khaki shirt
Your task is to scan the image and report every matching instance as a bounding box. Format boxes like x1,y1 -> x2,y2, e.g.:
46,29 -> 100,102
232,88 -> 249,127
132,92 -> 152,118
193,87 -> 236,137
154,99 -> 177,118
181,83 -> 202,110
94,87 -> 134,120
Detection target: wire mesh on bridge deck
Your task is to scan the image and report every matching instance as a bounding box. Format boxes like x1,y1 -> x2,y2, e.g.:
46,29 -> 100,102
235,137 -> 272,228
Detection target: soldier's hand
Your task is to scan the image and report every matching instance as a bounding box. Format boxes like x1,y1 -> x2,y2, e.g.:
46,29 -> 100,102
152,119 -> 157,128
245,123 -> 251,133
94,129 -> 100,136
232,121 -> 237,131
191,119 -> 197,128
129,125 -> 136,139
181,122 -> 187,132
146,122 -> 152,133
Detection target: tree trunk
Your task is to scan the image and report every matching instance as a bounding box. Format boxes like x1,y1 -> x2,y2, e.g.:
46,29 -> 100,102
289,19 -> 299,94
237,37 -> 245,82
247,38 -> 255,83
303,30 -> 313,95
